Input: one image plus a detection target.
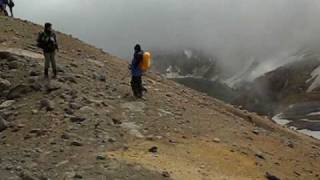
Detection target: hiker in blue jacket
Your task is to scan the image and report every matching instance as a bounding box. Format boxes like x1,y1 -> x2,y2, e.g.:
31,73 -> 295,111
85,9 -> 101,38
130,44 -> 144,98
0,0 -> 8,16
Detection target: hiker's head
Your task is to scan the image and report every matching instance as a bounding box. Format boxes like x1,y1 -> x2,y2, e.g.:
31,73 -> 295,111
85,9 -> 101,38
134,44 -> 141,52
44,23 -> 52,32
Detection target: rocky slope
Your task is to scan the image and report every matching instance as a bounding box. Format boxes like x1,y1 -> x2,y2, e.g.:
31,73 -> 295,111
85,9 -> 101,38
0,17 -> 320,180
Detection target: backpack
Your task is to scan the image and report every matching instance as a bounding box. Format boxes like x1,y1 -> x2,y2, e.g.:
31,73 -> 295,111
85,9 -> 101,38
8,0 -> 14,8
36,32 -> 45,49
37,32 -> 57,51
140,52 -> 152,72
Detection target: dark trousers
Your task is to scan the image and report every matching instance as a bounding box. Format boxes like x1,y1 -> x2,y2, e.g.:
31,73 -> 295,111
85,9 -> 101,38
131,76 -> 143,98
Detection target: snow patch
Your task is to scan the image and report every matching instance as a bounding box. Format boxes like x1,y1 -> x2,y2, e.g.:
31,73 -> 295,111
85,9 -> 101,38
225,57 -> 259,88
307,111 -> 320,116
184,49 -> 193,59
272,113 -> 291,125
307,65 -> 320,92
272,113 -> 320,140
298,129 -> 320,139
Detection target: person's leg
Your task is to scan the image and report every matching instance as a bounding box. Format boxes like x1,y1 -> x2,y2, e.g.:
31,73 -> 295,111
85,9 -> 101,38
44,53 -> 50,78
50,52 -> 57,78
137,76 -> 143,98
3,5 -> 8,16
9,7 -> 13,17
131,76 -> 140,98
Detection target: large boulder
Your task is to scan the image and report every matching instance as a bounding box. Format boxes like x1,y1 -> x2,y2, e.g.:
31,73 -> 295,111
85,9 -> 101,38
7,84 -> 32,100
0,115 -> 8,132
0,78 -> 11,92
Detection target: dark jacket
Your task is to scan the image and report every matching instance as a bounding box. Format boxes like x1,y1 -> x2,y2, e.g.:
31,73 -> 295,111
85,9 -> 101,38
131,50 -> 144,77
37,31 -> 58,53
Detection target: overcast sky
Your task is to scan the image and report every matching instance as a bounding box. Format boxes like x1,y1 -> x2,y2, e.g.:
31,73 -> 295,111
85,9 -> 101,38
13,0 -> 320,72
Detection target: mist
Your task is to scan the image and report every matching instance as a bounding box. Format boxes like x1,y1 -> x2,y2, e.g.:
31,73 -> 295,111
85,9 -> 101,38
13,0 -> 320,73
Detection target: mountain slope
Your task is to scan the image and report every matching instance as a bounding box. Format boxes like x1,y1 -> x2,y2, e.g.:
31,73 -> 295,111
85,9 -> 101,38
0,17 -> 320,180
233,52 -> 320,137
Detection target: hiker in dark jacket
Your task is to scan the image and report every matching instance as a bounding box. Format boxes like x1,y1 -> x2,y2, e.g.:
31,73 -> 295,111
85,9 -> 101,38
130,44 -> 144,98
5,0 -> 14,17
37,23 -> 59,79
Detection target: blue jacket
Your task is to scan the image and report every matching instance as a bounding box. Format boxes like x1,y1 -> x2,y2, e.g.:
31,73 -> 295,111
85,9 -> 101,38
131,50 -> 143,77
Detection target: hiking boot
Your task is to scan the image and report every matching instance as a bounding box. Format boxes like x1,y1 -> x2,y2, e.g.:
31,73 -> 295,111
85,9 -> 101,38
53,70 -> 57,79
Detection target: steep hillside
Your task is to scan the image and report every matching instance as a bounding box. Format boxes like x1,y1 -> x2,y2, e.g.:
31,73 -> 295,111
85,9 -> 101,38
0,17 -> 320,180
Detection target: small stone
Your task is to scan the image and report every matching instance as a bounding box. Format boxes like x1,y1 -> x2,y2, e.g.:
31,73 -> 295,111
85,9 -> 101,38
213,138 -> 221,143
29,70 -> 40,76
61,133 -> 71,139
265,172 -> 280,180
252,129 -> 260,135
108,137 -> 116,143
112,118 -> 122,125
96,155 -> 106,160
19,171 -> 36,180
73,174 -> 83,179
31,109 -> 38,114
287,141 -> 295,149
148,146 -> 158,153
46,81 -> 61,92
69,102 -> 82,110
255,152 -> 265,160
39,99 -> 55,111
162,171 -> 170,178
71,141 -> 83,146
70,116 -> 86,123
93,72 -> 106,82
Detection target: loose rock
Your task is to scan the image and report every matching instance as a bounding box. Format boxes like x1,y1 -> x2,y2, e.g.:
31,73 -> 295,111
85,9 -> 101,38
162,171 -> 170,178
149,146 -> 158,153
0,100 -> 15,109
7,84 -> 32,99
0,78 -> 11,91
0,115 -> 8,132
213,138 -> 221,143
265,172 -> 280,180
71,141 -> 83,146
70,116 -> 86,123
40,99 -> 55,111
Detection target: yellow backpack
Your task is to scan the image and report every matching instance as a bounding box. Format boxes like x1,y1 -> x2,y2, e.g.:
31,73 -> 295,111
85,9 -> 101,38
140,52 -> 152,72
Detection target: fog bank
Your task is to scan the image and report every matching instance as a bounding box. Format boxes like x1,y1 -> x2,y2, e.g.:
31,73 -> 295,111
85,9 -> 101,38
14,0 -> 320,72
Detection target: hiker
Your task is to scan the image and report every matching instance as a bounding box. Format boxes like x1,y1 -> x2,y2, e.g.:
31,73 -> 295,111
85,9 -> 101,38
130,44 -> 144,98
0,0 -> 8,16
5,0 -> 14,17
37,23 -> 59,79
